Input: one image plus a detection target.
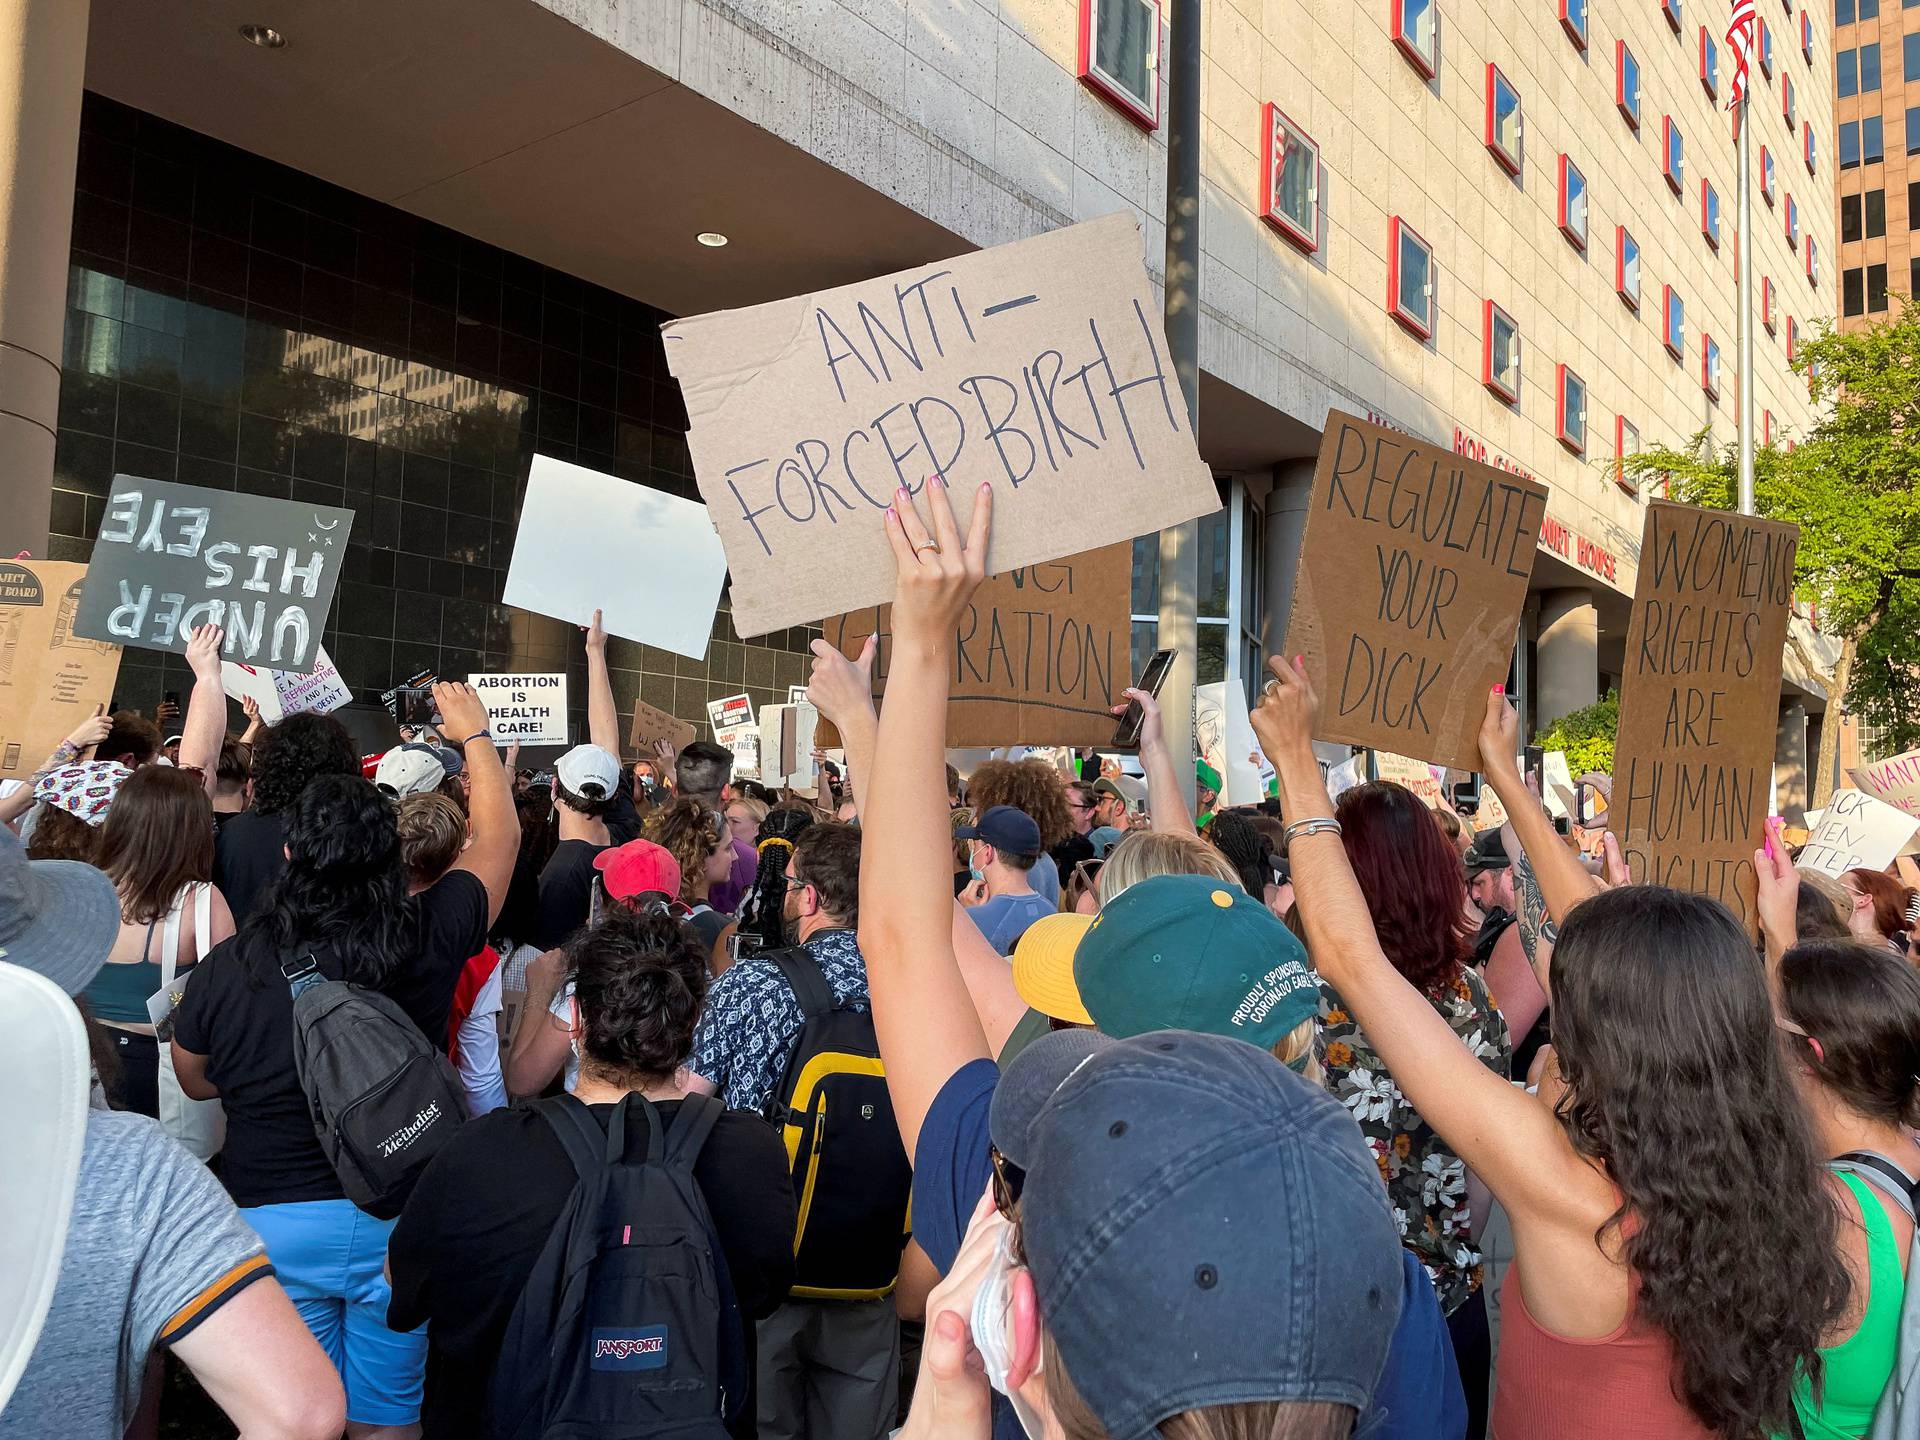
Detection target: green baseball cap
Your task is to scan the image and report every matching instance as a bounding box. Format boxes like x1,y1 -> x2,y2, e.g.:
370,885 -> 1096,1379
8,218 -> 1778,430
1074,874 -> 1321,1049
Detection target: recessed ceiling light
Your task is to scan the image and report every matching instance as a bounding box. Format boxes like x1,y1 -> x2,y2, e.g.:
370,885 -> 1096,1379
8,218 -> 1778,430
238,24 -> 286,48
695,232 -> 729,248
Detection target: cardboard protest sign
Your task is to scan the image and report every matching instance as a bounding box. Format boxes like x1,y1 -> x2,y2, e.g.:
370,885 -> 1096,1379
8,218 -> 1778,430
222,644 -> 351,724
1796,789 -> 1920,877
502,455 -> 726,660
74,475 -> 351,673
1612,501 -> 1799,932
1282,412 -> 1547,771
629,696 -> 697,758
0,561 -> 122,782
1851,749 -> 1920,824
709,694 -> 759,778
662,212 -> 1218,637
1374,751 -> 1448,808
469,673 -> 569,746
817,543 -> 1131,747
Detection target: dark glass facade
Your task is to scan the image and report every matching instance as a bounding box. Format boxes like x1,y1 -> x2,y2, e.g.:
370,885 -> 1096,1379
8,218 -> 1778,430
53,93 -> 813,737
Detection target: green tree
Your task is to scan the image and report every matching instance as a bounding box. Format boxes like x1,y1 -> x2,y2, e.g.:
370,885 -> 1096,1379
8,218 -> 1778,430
1535,691 -> 1619,775
1622,306 -> 1920,799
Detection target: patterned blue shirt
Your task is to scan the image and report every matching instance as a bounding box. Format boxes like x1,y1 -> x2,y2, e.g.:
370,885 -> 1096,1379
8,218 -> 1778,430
688,929 -> 870,1114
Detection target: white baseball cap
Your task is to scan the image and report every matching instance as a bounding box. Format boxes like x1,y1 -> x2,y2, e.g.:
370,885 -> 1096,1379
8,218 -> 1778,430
556,744 -> 621,801
373,743 -> 449,799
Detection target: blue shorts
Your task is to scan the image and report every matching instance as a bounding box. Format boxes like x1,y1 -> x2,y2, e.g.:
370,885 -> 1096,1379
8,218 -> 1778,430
243,1198 -> 425,1426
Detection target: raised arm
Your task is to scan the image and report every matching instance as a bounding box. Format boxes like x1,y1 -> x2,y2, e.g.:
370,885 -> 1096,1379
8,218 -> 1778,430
1754,817 -> 1798,1011
857,478 -> 994,1160
582,608 -> 620,756
178,625 -> 228,795
1,706 -> 114,824
1123,685 -> 1195,838
434,682 -> 517,924
807,634 -> 878,817
1252,662 -> 1595,1219
1478,690 -> 1600,934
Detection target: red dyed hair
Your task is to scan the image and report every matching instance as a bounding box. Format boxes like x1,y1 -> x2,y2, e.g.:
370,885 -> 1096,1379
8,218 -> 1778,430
1845,869 -> 1919,941
1335,781 -> 1473,996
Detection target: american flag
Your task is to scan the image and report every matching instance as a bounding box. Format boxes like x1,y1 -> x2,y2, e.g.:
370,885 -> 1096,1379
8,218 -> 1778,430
1725,0 -> 1759,106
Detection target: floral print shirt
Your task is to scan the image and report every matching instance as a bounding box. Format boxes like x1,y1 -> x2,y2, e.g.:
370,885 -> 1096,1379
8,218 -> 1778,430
1320,966 -> 1512,1316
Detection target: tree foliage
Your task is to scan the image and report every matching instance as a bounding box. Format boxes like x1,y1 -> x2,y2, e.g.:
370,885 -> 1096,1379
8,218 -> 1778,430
1535,691 -> 1619,775
1621,306 -> 1920,754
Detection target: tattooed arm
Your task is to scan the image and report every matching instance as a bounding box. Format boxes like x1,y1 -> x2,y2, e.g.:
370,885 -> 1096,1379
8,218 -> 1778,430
1504,826 -> 1558,998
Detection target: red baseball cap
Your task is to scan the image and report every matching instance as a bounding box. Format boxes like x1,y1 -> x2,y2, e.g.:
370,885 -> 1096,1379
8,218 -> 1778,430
593,840 -> 682,903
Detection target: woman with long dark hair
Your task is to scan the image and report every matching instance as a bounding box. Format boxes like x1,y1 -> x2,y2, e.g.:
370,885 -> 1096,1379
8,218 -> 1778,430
1254,663 -> 1852,1440
170,683 -> 516,1440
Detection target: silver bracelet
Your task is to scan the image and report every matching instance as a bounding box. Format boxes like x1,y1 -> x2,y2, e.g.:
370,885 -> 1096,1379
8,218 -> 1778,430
1283,817 -> 1343,845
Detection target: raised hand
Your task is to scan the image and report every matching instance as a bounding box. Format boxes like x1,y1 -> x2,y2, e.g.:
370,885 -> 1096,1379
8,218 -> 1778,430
432,682 -> 491,744
583,607 -> 606,654
1249,654 -> 1321,769
884,476 -> 991,646
65,703 -> 112,753
185,624 -> 226,682
1478,686 -> 1522,786
808,634 -> 879,730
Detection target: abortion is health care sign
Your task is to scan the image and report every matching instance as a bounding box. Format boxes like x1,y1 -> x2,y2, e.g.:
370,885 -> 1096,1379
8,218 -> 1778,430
470,673 -> 568,746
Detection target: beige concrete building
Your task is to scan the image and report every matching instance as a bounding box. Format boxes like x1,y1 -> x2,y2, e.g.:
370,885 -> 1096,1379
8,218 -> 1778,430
1,0 -> 1839,775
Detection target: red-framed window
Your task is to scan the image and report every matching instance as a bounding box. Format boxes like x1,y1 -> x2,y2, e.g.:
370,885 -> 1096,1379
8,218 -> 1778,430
1701,179 -> 1721,247
1616,40 -> 1642,127
1560,0 -> 1589,49
1761,145 -> 1776,203
1803,121 -> 1815,173
1557,154 -> 1589,248
1801,11 -> 1812,59
1787,315 -> 1798,361
1762,275 -> 1777,330
1663,116 -> 1684,192
1483,299 -> 1520,402
1616,225 -> 1642,307
1763,409 -> 1775,446
1759,18 -> 1774,75
1387,217 -> 1435,338
1662,0 -> 1682,31
1615,415 -> 1642,494
1486,64 -> 1523,174
1555,364 -> 1588,453
1663,285 -> 1685,357
1392,0 -> 1439,78
1702,334 -> 1721,398
1783,72 -> 1795,128
1806,235 -> 1818,285
1076,0 -> 1162,132
1259,103 -> 1320,252
1785,192 -> 1799,248
1700,27 -> 1719,95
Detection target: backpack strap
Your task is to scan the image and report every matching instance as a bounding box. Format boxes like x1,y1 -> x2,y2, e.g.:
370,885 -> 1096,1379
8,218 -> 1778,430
661,1092 -> 725,1172
533,1094 -> 613,1181
767,947 -> 835,1020
607,1092 -> 664,1166
1831,1152 -> 1920,1222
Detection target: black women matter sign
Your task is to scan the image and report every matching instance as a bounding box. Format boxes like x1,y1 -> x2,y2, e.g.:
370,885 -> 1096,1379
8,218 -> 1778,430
73,475 -> 353,674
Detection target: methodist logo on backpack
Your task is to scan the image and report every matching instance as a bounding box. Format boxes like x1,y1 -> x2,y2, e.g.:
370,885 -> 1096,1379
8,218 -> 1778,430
590,1326 -> 669,1371
377,1102 -> 445,1159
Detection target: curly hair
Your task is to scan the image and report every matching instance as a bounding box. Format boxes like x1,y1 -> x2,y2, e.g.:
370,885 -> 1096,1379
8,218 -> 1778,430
1335,781 -> 1472,997
234,774 -> 419,991
965,760 -> 1072,850
736,807 -> 816,950
568,902 -> 710,1082
1779,937 -> 1920,1130
1550,886 -> 1850,1438
249,712 -> 360,817
24,805 -> 99,863
644,797 -> 727,905
1203,811 -> 1271,896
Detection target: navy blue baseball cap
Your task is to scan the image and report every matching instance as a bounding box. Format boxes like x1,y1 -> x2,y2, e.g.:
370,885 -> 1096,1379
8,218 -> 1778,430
1019,1031 -> 1403,1438
954,804 -> 1042,858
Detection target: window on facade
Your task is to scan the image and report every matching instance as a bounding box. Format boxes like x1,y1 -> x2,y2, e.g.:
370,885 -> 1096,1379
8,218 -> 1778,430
1556,365 -> 1587,452
1701,28 -> 1720,93
1616,225 -> 1642,306
1762,145 -> 1776,201
1787,315 -> 1798,360
1906,31 -> 1920,83
1078,0 -> 1161,129
1388,217 -> 1435,337
1786,192 -> 1799,246
1861,42 -> 1882,89
1803,11 -> 1813,58
1260,104 -> 1319,250
1559,155 -> 1589,246
1805,122 -> 1816,173
1863,115 -> 1884,162
1845,266 -> 1867,315
1783,73 -> 1795,126
1561,0 -> 1589,47
1807,236 -> 1819,284
1663,0 -> 1683,30
1703,335 -> 1722,398
1664,116 -> 1685,191
1487,64 -> 1523,172
1616,415 -> 1641,494
1843,192 -> 1863,239
1483,300 -> 1520,401
1702,179 -> 1721,246
1764,409 -> 1775,446
1617,40 -> 1641,126
1763,275 -> 1777,329
1868,262 -> 1889,311
1840,46 -> 1859,94
1393,0 -> 1440,77
1841,120 -> 1862,168
1913,260 -> 1920,304
1836,0 -> 1852,22
1913,180 -> 1920,224
1866,187 -> 1886,235
1664,285 -> 1685,356
1908,107 -> 1920,153
1760,17 -> 1774,73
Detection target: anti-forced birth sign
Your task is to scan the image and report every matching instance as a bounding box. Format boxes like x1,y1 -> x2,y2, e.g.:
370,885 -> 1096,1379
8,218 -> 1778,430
1282,411 -> 1548,771
1613,501 -> 1799,932
469,673 -> 569,746
817,543 -> 1130,747
74,475 -> 352,674
662,211 -> 1219,637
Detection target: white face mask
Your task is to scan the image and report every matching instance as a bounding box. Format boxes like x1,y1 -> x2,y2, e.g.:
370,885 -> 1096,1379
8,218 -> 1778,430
969,1226 -> 1047,1439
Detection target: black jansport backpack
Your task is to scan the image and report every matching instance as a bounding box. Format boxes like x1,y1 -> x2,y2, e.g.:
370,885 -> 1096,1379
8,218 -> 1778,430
284,953 -> 467,1220
488,1093 -> 747,1440
762,947 -> 912,1299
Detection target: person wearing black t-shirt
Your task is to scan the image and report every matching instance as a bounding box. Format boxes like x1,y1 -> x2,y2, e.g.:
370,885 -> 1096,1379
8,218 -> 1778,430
172,682 -> 518,1437
530,742 -> 635,950
388,900 -> 796,1439
211,712 -> 362,925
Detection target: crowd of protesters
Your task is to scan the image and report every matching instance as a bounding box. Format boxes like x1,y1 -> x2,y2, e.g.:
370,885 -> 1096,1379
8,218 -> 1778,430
5,473 -> 1920,1440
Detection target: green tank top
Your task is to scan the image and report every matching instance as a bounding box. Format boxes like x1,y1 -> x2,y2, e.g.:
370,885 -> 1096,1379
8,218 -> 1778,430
1783,1170 -> 1906,1440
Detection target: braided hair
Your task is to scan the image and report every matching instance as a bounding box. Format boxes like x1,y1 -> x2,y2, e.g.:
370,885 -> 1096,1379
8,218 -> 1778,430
735,806 -> 816,952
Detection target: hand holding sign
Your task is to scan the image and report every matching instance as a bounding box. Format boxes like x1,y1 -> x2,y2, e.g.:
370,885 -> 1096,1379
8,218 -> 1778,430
1753,817 -> 1801,961
806,634 -> 879,734
185,624 -> 224,682
1477,687 -> 1522,790
884,478 -> 993,644
67,704 -> 111,755
1249,655 -> 1323,771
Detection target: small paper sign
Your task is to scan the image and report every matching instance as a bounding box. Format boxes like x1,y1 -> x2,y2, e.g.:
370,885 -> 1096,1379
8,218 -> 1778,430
469,673 -> 569,746
1797,788 -> 1920,877
708,693 -> 759,778
222,643 -> 352,724
629,696 -> 696,757
1851,750 -> 1920,823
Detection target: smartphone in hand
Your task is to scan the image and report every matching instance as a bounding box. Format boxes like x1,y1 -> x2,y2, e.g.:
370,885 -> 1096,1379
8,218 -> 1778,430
1111,649 -> 1178,748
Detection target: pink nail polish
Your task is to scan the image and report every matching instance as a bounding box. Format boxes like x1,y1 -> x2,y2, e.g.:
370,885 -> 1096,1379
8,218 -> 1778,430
1493,685 -> 1504,695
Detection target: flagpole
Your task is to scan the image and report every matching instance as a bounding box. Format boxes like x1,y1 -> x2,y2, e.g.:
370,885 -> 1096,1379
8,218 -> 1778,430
1736,91 -> 1756,516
